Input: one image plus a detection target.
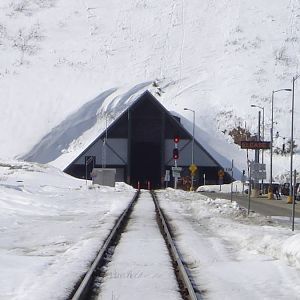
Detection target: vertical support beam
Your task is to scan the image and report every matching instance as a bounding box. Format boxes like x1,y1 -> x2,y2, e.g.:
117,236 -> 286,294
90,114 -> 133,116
160,111 -> 166,188
292,169 -> 297,231
288,78 -> 296,204
127,108 -> 132,185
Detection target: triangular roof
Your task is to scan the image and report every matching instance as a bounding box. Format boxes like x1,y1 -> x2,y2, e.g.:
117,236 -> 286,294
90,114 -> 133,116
64,90 -> 222,171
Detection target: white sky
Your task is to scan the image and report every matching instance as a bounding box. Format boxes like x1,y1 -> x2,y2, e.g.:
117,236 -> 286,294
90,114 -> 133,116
0,161 -> 299,299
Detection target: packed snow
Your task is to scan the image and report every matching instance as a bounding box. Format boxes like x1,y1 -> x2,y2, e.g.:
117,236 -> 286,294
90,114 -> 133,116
0,160 -> 135,299
196,180 -> 246,193
157,189 -> 300,299
97,191 -> 181,300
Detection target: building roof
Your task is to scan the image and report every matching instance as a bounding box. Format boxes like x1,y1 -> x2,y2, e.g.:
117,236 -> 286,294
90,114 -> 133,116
64,90 -> 222,171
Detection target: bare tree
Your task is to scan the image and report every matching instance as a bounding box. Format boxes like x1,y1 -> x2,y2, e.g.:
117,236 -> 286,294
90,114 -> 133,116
9,0 -> 32,16
9,0 -> 56,16
11,23 -> 43,65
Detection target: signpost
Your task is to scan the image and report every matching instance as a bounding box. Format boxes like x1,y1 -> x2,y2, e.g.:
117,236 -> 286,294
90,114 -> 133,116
173,136 -> 180,189
240,141 -> 269,198
218,169 -> 224,191
189,164 -> 197,190
164,170 -> 170,188
85,156 -> 94,185
250,162 -> 266,180
229,160 -> 234,202
172,167 -> 182,178
224,160 -> 234,202
172,166 -> 182,189
189,163 -> 197,175
241,170 -> 246,194
240,141 -> 271,149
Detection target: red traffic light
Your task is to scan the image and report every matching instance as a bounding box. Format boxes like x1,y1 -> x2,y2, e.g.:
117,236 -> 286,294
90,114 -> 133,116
173,148 -> 179,159
174,136 -> 180,143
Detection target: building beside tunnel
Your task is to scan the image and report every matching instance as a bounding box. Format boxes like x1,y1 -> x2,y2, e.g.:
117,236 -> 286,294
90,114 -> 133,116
64,91 -> 231,189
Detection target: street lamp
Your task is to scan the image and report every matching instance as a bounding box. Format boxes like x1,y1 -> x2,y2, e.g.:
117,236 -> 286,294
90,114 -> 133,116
102,114 -> 108,168
270,89 -> 292,199
250,104 -> 264,141
251,104 -> 264,192
288,75 -> 300,204
184,108 -> 195,190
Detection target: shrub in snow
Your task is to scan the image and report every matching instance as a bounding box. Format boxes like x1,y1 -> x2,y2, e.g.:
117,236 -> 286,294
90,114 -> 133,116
11,23 -> 43,65
9,0 -> 56,16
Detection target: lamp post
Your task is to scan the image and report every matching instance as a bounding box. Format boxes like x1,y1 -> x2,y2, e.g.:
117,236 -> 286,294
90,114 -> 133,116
102,115 -> 108,168
184,108 -> 195,191
288,76 -> 300,204
251,104 -> 264,193
269,89 -> 292,199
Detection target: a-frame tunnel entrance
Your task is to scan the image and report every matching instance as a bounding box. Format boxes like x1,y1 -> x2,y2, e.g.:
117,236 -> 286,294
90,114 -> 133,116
64,91 -> 228,189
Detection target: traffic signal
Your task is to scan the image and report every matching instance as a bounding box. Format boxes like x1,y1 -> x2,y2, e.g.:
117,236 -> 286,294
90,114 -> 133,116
174,136 -> 180,144
173,148 -> 179,159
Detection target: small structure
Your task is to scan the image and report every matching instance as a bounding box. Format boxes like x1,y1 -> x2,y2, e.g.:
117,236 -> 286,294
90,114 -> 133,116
91,168 -> 116,187
64,91 -> 230,189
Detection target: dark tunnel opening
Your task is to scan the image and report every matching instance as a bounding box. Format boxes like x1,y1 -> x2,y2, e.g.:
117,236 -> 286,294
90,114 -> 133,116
130,142 -> 161,189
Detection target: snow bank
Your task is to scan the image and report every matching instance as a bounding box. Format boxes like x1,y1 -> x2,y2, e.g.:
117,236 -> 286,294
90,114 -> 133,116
0,160 -> 135,300
196,180 -> 246,193
157,188 -> 300,298
162,188 -> 300,269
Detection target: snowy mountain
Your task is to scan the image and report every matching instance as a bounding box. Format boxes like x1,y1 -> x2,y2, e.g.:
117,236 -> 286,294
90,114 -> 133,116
1,0 -> 300,180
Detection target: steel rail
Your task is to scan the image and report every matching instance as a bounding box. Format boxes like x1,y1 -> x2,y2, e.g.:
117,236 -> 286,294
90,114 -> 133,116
151,191 -> 201,300
69,190 -> 140,300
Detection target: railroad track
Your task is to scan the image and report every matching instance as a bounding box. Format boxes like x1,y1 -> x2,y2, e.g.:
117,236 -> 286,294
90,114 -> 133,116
67,190 -> 200,300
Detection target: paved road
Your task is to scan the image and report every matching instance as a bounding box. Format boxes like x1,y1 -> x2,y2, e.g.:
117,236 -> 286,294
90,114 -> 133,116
199,192 -> 300,218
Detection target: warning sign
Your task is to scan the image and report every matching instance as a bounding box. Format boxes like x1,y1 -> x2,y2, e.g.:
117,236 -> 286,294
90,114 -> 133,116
189,164 -> 197,174
218,169 -> 225,178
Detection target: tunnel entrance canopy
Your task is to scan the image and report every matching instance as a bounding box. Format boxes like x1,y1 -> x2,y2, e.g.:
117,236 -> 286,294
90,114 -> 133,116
64,90 -> 227,188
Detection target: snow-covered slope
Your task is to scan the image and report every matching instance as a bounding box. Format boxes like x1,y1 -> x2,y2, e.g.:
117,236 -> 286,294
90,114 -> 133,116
1,0 -> 300,179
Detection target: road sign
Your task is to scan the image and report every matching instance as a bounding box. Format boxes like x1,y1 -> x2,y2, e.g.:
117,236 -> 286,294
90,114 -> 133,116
250,162 -> 266,171
164,170 -> 170,182
189,164 -> 197,173
250,162 -> 267,180
251,170 -> 267,180
172,166 -> 182,178
240,141 -> 271,149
